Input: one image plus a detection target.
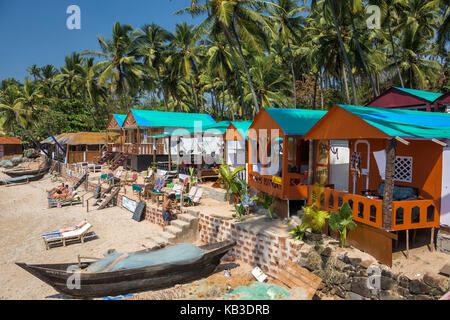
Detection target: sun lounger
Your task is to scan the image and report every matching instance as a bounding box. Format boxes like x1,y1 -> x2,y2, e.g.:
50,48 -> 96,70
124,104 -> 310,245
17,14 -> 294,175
124,173 -> 138,186
48,195 -> 82,208
42,222 -> 93,250
182,186 -> 198,205
184,187 -> 203,206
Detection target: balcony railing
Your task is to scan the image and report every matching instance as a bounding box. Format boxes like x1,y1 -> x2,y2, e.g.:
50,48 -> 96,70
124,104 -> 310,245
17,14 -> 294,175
106,143 -> 165,155
308,187 -> 440,231
248,172 -> 283,199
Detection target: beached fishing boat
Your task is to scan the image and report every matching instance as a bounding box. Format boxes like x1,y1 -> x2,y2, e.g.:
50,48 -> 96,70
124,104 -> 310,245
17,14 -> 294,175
0,172 -> 47,185
3,163 -> 50,178
16,241 -> 234,298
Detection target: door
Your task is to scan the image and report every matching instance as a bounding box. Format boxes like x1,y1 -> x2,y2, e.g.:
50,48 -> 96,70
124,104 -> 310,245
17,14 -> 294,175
441,142 -> 450,227
0,145 -> 3,158
329,140 -> 350,192
353,140 -> 370,195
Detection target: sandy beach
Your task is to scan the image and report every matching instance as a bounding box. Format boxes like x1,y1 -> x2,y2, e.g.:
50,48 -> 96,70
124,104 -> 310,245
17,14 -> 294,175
0,175 -> 163,300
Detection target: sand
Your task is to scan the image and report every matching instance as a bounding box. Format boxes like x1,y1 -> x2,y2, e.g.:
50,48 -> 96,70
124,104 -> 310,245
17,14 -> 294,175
0,176 -> 163,300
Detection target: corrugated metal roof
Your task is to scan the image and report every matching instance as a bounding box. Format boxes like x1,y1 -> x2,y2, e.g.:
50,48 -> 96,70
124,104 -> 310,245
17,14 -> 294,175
338,104 -> 450,139
128,109 -> 216,128
264,108 -> 327,136
113,114 -> 127,128
393,87 -> 444,103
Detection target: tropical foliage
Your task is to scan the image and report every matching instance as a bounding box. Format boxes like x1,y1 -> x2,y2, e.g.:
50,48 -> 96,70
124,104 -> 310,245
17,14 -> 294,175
329,202 -> 357,247
1,0 -> 448,148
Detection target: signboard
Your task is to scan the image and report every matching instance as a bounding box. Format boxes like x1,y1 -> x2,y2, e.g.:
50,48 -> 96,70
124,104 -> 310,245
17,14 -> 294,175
132,201 -> 147,222
122,196 -> 137,213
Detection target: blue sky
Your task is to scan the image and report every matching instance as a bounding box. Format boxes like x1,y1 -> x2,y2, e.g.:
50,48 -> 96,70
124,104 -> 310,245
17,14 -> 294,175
0,0 -> 203,81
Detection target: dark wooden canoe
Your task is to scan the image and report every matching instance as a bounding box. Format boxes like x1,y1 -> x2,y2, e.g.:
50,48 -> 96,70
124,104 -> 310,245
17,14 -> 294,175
16,241 -> 235,298
4,164 -> 50,178
0,172 -> 47,185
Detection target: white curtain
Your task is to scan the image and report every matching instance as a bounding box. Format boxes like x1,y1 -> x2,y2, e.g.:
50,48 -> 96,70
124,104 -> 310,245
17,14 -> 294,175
373,150 -> 386,180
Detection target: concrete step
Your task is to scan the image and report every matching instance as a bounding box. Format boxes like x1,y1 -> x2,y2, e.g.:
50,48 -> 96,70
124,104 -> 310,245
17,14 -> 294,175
177,214 -> 197,224
151,235 -> 169,246
171,219 -> 191,230
158,231 -> 177,243
164,225 -> 183,235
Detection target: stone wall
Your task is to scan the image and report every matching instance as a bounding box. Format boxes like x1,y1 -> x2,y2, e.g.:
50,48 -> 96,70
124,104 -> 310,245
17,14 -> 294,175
196,210 -> 449,300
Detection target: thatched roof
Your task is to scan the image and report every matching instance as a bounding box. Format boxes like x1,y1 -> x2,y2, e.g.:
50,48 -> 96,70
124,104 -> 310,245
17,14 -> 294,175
0,136 -> 22,145
41,132 -> 120,145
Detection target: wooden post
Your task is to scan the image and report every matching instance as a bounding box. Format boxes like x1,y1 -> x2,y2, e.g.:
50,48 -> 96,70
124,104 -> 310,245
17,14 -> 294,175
307,139 -> 315,205
177,138 -> 180,175
282,135 -> 288,200
168,136 -> 172,171
382,138 -> 397,230
430,227 -> 435,252
137,128 -> 141,155
406,229 -> 409,259
153,137 -> 157,165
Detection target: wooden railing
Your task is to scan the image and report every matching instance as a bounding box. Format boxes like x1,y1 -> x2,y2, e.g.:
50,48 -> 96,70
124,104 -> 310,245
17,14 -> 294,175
107,143 -> 165,155
248,172 -> 283,199
392,199 -> 440,231
308,187 -> 440,231
308,187 -> 383,229
285,172 -> 309,199
106,143 -> 122,152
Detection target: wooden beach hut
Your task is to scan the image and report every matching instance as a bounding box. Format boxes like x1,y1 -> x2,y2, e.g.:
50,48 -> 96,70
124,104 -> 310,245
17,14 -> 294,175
367,86 -> 447,112
0,136 -> 22,158
42,132 -> 120,164
224,121 -> 252,182
303,104 -> 450,265
119,109 -> 216,172
247,108 -> 327,217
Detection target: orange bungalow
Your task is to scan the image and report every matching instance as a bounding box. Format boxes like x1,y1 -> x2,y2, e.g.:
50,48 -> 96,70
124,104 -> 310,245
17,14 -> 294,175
367,86 -> 448,112
224,121 -> 252,168
304,104 -> 450,265
247,108 -> 327,217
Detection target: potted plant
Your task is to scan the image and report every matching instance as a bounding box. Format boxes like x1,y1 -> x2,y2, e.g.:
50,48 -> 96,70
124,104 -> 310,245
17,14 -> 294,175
329,202 -> 357,247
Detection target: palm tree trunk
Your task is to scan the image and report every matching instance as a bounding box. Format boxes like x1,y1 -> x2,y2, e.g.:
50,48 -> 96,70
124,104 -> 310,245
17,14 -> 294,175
387,10 -> 405,88
230,22 -> 260,113
348,8 -> 378,98
219,21 -> 245,113
189,77 -> 198,112
341,62 -> 351,104
329,0 -> 358,105
287,41 -> 297,108
32,108 -> 66,154
16,122 -> 49,157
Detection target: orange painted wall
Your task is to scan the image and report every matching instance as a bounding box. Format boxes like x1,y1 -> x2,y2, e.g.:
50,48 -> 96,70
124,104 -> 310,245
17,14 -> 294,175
349,139 -> 443,211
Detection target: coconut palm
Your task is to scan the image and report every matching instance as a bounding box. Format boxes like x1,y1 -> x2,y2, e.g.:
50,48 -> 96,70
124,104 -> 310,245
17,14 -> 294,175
82,22 -> 144,109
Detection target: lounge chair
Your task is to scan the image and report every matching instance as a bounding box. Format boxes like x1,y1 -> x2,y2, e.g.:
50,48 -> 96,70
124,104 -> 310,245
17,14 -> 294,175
182,186 -> 198,206
144,169 -> 154,183
169,184 -> 183,196
185,187 -> 203,206
42,221 -> 93,250
150,177 -> 165,205
48,194 -> 82,208
125,173 -> 138,186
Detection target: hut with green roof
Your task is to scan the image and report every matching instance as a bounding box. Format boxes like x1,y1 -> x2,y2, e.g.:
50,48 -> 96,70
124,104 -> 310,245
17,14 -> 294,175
367,86 -> 448,112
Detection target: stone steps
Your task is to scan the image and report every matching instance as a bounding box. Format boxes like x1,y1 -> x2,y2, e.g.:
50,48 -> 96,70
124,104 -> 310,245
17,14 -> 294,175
158,211 -> 199,244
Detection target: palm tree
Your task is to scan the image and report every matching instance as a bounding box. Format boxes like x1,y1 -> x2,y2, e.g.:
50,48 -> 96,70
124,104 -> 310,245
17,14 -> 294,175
178,0 -> 276,113
136,23 -> 173,109
166,22 -> 202,112
267,0 -> 306,107
82,22 -> 144,109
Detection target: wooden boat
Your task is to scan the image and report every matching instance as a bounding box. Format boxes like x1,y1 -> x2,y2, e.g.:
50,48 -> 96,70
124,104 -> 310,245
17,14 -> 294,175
4,164 -> 50,178
16,241 -> 235,298
0,172 -> 47,185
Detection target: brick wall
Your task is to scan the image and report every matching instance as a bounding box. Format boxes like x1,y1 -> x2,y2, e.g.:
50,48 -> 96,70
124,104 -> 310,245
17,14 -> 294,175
197,213 -> 303,276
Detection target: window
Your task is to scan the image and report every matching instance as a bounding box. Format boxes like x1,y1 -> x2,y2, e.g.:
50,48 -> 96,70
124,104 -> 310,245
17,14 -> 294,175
394,156 -> 413,183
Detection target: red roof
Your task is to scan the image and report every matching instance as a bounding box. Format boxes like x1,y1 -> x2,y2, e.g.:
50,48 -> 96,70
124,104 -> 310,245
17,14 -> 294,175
0,136 -> 22,145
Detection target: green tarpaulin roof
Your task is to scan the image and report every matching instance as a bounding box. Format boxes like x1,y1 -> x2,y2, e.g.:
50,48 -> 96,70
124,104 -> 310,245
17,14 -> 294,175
393,87 -> 444,103
264,108 -> 327,136
338,104 -> 450,139
150,120 -> 252,138
112,114 -> 127,128
229,121 -> 253,140
127,109 -> 216,128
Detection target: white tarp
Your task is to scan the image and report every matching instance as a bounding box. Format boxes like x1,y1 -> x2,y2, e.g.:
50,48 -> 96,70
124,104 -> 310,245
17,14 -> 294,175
373,149 -> 386,180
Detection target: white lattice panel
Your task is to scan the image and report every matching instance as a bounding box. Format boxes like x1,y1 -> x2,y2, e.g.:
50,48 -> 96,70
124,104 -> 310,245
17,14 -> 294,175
394,156 -> 413,183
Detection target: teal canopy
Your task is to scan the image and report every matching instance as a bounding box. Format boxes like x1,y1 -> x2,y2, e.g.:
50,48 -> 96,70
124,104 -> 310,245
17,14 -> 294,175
149,120 -> 252,139
393,87 -> 444,103
230,121 -> 253,140
264,108 -> 327,136
126,109 -> 216,129
338,104 -> 450,139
